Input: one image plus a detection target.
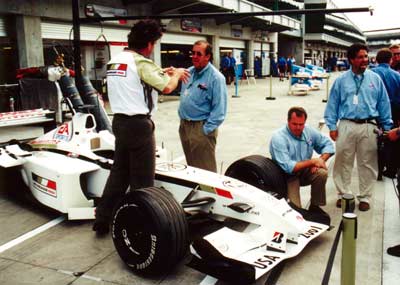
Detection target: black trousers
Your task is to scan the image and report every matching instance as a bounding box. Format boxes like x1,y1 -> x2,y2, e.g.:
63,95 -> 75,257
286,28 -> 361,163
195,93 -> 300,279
384,104 -> 400,172
95,114 -> 155,223
392,104 -> 400,128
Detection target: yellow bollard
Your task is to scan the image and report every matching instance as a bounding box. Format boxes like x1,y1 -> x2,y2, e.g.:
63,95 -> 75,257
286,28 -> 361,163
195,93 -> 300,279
341,213 -> 357,285
341,193 -> 355,214
266,74 -> 276,100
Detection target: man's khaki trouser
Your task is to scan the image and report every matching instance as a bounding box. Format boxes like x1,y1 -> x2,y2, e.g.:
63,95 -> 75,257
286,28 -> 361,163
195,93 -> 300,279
179,120 -> 217,172
333,120 -> 378,203
287,168 -> 328,208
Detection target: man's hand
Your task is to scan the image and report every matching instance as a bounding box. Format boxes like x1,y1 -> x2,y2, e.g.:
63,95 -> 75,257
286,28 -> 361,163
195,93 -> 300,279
175,68 -> 190,84
329,130 -> 338,141
163,66 -> 175,75
387,128 -> 400,141
164,67 -> 190,84
311,157 -> 327,170
293,156 -> 329,173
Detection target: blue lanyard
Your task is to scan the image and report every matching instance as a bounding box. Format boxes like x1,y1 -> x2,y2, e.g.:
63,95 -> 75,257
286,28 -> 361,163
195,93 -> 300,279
286,126 -> 312,146
353,74 -> 365,96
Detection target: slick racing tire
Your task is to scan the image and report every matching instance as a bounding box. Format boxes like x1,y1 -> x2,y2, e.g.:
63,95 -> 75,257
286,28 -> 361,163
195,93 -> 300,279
111,187 -> 189,276
225,155 -> 287,199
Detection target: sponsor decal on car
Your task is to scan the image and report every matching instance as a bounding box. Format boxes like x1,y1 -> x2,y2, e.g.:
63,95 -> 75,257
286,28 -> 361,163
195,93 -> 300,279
32,173 -> 57,197
300,225 -> 323,239
155,162 -> 187,172
53,122 -> 72,142
222,179 -> 246,189
30,139 -> 59,148
252,254 -> 282,269
272,232 -> 284,243
250,224 -> 325,270
199,184 -> 233,199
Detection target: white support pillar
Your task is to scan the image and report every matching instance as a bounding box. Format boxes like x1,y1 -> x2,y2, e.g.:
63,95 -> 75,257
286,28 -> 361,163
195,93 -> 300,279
153,40 -> 161,67
15,15 -> 44,68
210,35 -> 220,69
247,39 -> 254,71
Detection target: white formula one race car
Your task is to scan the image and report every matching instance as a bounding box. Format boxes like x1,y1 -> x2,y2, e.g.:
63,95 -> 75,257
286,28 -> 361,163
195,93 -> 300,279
0,98 -> 329,284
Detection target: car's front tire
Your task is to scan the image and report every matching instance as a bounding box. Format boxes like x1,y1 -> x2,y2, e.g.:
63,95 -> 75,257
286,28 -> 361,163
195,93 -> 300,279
111,186 -> 189,276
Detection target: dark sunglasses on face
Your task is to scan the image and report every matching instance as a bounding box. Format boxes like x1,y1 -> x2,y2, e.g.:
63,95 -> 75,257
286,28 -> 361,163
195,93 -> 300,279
191,51 -> 204,56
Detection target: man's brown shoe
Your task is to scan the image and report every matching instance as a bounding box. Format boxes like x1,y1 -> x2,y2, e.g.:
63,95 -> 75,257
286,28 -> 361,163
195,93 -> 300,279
358,202 -> 370,211
336,199 -> 342,208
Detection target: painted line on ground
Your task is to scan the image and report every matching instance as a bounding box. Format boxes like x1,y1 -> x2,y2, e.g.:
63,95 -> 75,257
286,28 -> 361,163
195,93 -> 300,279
0,216 -> 65,254
57,269 -> 102,282
200,275 -> 218,285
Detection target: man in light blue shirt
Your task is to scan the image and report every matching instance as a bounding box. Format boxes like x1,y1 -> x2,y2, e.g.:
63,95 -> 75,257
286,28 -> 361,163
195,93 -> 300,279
324,43 -> 392,211
178,40 -> 227,172
270,107 -> 334,210
372,48 -> 400,125
372,48 -> 400,178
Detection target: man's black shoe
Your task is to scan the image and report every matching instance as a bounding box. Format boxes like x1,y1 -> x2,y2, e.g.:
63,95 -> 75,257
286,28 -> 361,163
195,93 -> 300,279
308,205 -> 331,226
387,244 -> 400,257
309,204 -> 327,214
92,220 -> 109,236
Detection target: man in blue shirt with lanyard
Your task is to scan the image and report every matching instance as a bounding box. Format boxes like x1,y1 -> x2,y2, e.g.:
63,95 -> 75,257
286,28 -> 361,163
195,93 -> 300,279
324,43 -> 392,211
178,40 -> 227,172
270,107 -> 334,212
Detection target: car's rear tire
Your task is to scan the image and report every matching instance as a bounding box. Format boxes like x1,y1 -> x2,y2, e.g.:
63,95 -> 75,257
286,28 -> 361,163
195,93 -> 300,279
111,187 -> 189,276
225,155 -> 287,199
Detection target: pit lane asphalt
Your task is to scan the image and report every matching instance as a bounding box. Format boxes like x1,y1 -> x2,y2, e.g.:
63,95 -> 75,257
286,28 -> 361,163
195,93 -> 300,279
1,73 -> 399,285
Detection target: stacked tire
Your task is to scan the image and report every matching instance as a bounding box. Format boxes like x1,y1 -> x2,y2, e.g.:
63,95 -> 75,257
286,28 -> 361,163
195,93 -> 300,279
225,155 -> 287,199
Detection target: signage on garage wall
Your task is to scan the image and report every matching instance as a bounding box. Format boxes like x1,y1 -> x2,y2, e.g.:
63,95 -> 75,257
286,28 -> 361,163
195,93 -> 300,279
0,18 -> 5,37
85,4 -> 128,24
41,22 -> 130,42
181,18 -> 202,33
231,28 -> 243,38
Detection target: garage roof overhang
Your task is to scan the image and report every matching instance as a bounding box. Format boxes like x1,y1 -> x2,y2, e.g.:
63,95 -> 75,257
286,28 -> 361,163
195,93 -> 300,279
304,33 -> 354,47
140,0 -> 301,33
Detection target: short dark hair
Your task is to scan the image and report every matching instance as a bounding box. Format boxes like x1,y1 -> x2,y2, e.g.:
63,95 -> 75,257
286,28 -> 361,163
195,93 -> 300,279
347,43 -> 368,62
194,40 -> 213,61
376,48 -> 393,64
288,106 -> 307,121
127,20 -> 163,50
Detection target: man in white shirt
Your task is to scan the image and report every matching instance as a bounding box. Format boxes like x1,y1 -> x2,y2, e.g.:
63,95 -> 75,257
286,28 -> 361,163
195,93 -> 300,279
93,20 -> 189,235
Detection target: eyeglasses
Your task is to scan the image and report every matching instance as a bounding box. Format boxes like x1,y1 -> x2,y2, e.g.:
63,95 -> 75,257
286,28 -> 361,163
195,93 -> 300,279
191,51 -> 204,57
